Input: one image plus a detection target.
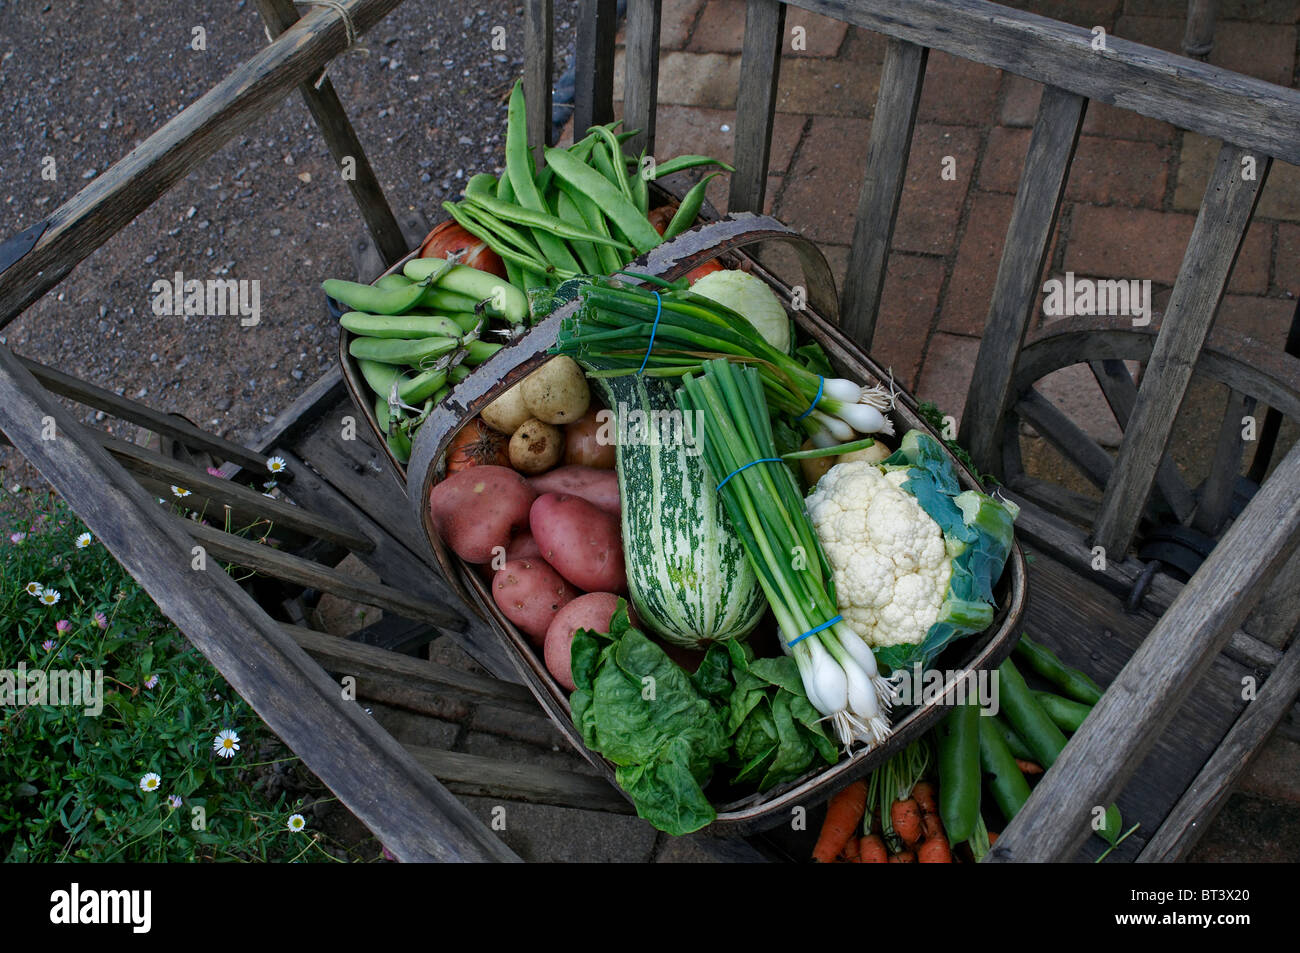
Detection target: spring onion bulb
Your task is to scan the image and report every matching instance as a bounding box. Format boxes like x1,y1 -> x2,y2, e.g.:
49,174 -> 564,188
821,377 -> 863,404
834,402 -> 894,437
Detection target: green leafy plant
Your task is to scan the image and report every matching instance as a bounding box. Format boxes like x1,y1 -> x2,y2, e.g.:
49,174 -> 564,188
1,485 -> 349,862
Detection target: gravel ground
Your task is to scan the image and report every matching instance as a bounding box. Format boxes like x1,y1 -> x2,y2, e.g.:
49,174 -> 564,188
0,0 -> 576,518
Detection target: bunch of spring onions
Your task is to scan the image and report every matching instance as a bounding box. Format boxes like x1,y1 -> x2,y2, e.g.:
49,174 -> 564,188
554,278 -> 895,445
677,358 -> 895,749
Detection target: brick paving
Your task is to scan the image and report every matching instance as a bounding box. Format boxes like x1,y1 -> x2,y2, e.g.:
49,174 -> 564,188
609,0 -> 1300,859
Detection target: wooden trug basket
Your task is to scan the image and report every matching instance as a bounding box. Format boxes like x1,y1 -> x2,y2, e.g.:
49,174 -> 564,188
374,213 -> 1026,834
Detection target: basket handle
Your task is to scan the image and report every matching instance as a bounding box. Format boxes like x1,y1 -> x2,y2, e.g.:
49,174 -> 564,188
407,213 -> 840,531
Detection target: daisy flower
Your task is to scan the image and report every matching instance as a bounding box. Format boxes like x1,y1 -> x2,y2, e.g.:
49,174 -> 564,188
213,729 -> 240,758
287,814 -> 306,833
139,773 -> 161,793
94,611 -> 109,629
42,639 -> 56,652
167,794 -> 183,810
144,674 -> 159,690
266,456 -> 287,474
55,619 -> 71,633
75,532 -> 92,549
40,589 -> 60,606
170,486 -> 191,499
24,582 -> 44,598
10,531 -> 26,544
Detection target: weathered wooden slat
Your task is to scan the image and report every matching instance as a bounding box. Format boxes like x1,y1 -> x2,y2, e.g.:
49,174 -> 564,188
573,0 -> 617,133
1245,545 -> 1300,649
728,0 -> 786,214
0,343 -> 516,862
960,85 -> 1085,473
1192,389 -> 1254,537
1020,547 -> 1251,862
1015,389 -> 1114,491
1246,300 -> 1300,485
283,623 -> 537,714
346,614 -> 436,653
290,404 -> 429,560
839,38 -> 927,345
785,0 -> 1300,166
524,0 -> 554,163
269,447 -> 521,681
1092,145 -> 1268,557
622,0 -> 663,158
1138,633 -> 1300,862
255,0 -> 407,265
17,355 -> 285,481
1088,359 -> 1195,523
1006,473 -> 1099,528
186,519 -> 464,630
989,439 -> 1300,862
404,744 -> 634,814
0,0 -> 406,331
1003,487 -> 1286,672
102,434 -> 375,553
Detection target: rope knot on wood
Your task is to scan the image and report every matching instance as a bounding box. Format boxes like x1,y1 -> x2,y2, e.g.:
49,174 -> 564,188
265,0 -> 369,90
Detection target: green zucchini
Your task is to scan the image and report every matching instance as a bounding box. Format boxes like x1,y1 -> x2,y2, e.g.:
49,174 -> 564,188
596,374 -> 766,648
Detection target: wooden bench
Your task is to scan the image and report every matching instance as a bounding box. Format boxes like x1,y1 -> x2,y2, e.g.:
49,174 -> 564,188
2,0 -> 1299,862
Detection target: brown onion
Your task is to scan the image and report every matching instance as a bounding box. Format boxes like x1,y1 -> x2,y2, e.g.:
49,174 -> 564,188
564,404 -> 616,469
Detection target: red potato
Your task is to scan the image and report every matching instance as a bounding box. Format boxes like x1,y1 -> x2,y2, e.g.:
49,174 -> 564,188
492,558 -> 579,645
544,592 -> 622,691
429,466 -> 536,564
527,466 -> 620,516
505,532 -> 542,561
530,493 -> 627,593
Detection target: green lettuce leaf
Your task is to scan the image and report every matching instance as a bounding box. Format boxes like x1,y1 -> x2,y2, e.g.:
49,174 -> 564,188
724,641 -> 837,791
570,605 -> 732,835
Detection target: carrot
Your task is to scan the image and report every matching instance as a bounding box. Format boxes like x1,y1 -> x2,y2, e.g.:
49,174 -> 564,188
891,797 -> 923,847
889,850 -> 916,863
912,780 -> 939,816
841,835 -> 862,863
812,780 -> 868,863
917,836 -> 953,863
988,831 -> 999,845
921,812 -> 946,842
1015,758 -> 1044,775
859,834 -> 889,863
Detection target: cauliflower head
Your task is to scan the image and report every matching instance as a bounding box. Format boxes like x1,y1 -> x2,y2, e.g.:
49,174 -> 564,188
805,461 -> 951,648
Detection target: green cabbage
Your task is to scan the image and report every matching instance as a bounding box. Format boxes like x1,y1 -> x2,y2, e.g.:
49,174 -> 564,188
687,269 -> 792,354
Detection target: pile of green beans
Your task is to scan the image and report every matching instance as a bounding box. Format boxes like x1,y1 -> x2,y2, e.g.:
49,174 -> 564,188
444,79 -> 733,290
935,642 -> 1133,860
322,262 -> 517,464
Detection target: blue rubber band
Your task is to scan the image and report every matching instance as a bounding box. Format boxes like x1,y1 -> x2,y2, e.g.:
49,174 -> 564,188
637,291 -> 663,375
787,614 -> 842,647
715,457 -> 783,491
795,376 -> 824,422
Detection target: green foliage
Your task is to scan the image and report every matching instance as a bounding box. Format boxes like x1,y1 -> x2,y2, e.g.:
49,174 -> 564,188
570,603 -> 837,835
915,400 -> 999,487
0,489 -> 334,862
